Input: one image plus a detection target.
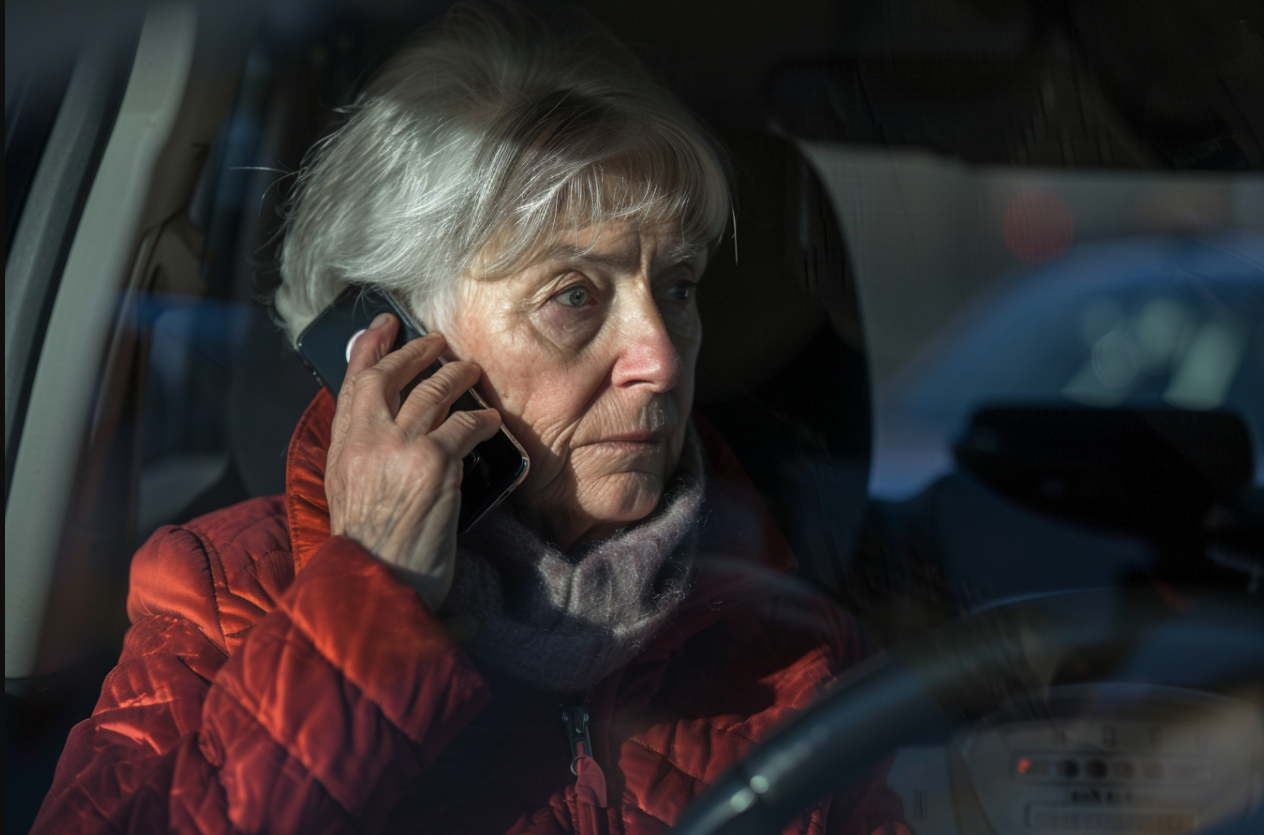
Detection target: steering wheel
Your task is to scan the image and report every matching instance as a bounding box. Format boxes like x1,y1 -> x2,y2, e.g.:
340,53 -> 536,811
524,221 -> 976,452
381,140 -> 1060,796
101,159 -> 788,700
671,589 -> 1264,835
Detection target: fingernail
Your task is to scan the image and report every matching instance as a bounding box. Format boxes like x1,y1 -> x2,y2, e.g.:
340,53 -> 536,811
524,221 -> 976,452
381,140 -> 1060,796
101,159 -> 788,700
369,312 -> 392,330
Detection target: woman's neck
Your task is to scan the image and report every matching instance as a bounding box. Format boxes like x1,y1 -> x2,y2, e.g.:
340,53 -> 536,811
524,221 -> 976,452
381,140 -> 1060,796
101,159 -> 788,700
513,502 -> 621,555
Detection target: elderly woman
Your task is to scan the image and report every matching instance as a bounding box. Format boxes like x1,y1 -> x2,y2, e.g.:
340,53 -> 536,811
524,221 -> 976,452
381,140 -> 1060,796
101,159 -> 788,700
35,4 -> 907,834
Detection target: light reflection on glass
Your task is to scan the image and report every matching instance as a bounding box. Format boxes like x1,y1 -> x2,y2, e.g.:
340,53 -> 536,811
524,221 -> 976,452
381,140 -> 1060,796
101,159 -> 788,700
1165,321 -> 1247,410
1093,330 -> 1141,389
1063,295 -> 1245,411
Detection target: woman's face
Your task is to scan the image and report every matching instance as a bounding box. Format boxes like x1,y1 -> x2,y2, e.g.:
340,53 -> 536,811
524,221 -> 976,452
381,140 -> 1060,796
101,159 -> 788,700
444,220 -> 707,550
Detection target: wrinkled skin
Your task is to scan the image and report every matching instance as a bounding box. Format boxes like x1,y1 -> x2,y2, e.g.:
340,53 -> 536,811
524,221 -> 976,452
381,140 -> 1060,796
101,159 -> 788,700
326,323 -> 502,610
325,221 -> 707,608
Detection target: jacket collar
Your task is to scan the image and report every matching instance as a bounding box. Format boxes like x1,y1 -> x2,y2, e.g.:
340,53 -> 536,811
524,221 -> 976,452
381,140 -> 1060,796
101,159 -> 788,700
285,390 -> 336,574
285,391 -> 795,631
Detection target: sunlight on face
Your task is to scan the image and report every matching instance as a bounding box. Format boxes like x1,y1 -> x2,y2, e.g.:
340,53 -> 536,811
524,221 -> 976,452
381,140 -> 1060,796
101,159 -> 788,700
445,221 -> 707,550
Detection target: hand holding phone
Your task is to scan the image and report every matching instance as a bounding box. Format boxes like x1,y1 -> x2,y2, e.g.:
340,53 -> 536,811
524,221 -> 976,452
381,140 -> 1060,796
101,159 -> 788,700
296,286 -> 529,533
295,287 -> 530,608
323,317 -> 500,609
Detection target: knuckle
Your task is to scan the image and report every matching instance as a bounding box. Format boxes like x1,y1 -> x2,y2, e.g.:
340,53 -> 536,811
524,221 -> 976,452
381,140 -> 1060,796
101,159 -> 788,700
355,365 -> 391,392
341,442 -> 378,467
417,366 -> 462,400
438,366 -> 470,393
404,333 -> 440,359
449,409 -> 481,432
408,431 -> 439,456
364,362 -> 391,380
406,377 -> 443,407
450,359 -> 482,379
410,440 -> 448,472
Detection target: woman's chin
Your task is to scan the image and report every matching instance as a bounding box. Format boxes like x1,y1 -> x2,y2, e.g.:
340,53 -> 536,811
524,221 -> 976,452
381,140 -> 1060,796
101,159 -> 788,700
571,471 -> 667,535
525,463 -> 673,548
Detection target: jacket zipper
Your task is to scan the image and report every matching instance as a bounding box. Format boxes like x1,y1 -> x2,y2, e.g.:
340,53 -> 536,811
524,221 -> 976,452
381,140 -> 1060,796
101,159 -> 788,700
562,703 -> 608,833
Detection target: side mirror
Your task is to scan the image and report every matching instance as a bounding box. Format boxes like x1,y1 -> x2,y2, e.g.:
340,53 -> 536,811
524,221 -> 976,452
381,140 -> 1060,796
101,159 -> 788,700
953,406 -> 1261,575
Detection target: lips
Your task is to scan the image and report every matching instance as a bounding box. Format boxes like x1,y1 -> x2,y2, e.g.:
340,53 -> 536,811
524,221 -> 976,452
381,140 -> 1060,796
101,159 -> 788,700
579,397 -> 679,448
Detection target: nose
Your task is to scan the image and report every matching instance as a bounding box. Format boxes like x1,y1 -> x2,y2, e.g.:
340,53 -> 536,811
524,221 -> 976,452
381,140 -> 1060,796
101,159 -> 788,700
611,293 -> 682,393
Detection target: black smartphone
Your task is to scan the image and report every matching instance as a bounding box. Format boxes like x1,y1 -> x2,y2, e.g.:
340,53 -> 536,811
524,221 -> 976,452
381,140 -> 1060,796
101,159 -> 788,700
295,285 -> 529,533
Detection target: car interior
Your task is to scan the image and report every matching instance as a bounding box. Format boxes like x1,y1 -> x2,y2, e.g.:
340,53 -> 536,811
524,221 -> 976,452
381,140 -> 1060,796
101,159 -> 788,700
6,2 -> 1263,834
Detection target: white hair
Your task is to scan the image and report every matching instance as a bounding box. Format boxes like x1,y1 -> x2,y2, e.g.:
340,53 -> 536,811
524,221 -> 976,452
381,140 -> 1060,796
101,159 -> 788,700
274,1 -> 732,342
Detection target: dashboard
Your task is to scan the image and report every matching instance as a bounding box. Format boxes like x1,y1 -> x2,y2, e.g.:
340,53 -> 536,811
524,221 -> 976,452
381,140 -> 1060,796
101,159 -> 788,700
887,684 -> 1263,834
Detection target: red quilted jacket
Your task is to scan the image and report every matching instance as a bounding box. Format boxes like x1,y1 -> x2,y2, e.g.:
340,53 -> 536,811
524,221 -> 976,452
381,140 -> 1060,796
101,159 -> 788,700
33,391 -> 908,835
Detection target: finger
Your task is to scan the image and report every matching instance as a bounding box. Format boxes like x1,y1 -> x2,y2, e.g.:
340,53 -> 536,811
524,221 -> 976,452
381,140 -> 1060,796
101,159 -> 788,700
367,331 -> 448,397
331,313 -> 400,446
345,312 -> 398,379
429,408 -> 504,461
397,360 -> 484,433
348,332 -> 447,419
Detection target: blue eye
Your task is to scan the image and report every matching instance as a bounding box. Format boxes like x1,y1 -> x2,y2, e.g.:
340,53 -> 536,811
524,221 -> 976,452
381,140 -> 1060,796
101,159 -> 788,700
666,281 -> 698,301
557,286 -> 592,307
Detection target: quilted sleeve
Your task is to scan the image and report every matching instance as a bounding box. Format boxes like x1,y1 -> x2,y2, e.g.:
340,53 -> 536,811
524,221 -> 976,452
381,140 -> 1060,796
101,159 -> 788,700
31,530 -> 489,835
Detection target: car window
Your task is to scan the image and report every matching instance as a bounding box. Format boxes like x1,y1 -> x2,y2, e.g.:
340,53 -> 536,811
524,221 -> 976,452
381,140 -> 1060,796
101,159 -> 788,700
865,233 -> 1264,499
6,65 -> 73,255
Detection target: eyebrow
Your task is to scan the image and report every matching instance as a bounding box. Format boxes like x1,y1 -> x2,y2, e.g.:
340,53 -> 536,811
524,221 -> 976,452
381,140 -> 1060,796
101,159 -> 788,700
540,239 -> 707,272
